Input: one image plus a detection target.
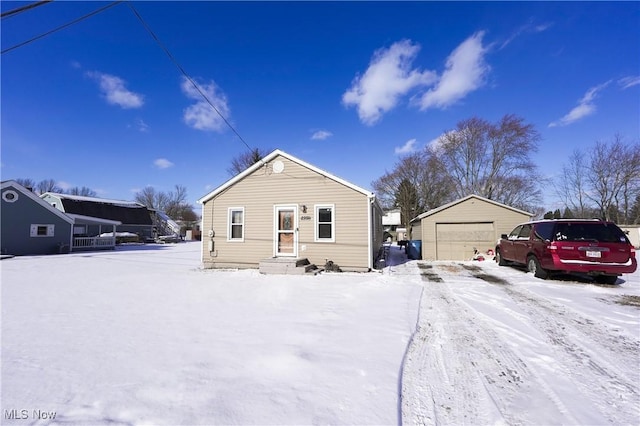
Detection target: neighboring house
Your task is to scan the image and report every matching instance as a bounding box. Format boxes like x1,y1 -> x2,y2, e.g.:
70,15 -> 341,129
42,192 -> 154,241
198,149 -> 384,271
382,208 -> 405,241
620,225 -> 640,248
382,208 -> 401,230
410,194 -> 533,261
1,181 -> 119,255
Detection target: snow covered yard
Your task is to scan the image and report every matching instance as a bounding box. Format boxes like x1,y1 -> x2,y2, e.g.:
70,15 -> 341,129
2,242 -> 639,425
1,242 -> 422,425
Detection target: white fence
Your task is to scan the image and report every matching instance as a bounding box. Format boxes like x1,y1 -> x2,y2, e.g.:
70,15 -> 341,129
72,236 -> 115,250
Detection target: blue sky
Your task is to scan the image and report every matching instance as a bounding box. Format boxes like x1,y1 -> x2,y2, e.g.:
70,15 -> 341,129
2,1 -> 638,209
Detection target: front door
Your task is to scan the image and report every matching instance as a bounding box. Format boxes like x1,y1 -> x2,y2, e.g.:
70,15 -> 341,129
275,206 -> 297,257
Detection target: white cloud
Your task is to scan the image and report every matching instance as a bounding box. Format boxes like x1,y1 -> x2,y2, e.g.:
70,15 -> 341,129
500,21 -> 553,49
548,81 -> 611,127
154,158 -> 174,169
394,138 -> 418,155
57,181 -> 72,191
311,130 -> 333,140
618,76 -> 640,90
136,118 -> 149,132
342,40 -> 437,126
181,77 -> 230,132
426,135 -> 445,152
86,71 -> 144,109
418,32 -> 490,110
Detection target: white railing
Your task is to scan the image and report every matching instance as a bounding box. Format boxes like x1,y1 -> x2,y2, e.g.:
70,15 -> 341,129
72,236 -> 116,249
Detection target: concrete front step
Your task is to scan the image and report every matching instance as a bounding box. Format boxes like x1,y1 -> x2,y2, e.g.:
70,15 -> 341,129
258,257 -> 321,275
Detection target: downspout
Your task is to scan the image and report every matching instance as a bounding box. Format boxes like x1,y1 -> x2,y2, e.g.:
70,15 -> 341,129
200,200 -> 206,264
69,219 -> 74,253
367,194 -> 373,270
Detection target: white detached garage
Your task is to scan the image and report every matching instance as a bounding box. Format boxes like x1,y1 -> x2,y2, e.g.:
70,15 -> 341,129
410,194 -> 533,261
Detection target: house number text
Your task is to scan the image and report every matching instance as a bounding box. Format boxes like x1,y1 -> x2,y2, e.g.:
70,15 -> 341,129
300,215 -> 312,221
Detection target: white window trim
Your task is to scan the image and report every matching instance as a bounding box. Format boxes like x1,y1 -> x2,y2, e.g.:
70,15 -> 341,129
227,207 -> 245,242
30,224 -> 55,237
314,204 -> 335,242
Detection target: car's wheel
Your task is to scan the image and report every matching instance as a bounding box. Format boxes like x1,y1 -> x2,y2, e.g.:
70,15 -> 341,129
594,275 -> 619,285
496,248 -> 507,266
527,255 -> 548,279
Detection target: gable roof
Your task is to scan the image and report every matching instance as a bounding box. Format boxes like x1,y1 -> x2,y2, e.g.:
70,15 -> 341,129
198,149 -> 375,204
41,192 -> 144,208
1,180 -> 74,224
42,192 -> 152,225
410,194 -> 534,223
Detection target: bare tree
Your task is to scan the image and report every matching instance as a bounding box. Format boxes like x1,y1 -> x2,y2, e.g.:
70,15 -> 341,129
37,179 -> 62,194
555,150 -> 591,218
432,114 -> 542,211
15,178 -> 36,191
67,186 -> 97,197
165,185 -> 189,219
372,150 -> 455,224
227,148 -> 271,176
134,184 -> 197,221
135,186 -> 169,210
586,135 -> 640,222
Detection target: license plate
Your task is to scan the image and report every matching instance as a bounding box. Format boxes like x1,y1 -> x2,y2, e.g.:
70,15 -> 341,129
586,251 -> 601,258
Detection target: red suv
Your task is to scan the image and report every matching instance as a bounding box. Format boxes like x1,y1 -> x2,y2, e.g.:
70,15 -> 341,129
496,220 -> 637,284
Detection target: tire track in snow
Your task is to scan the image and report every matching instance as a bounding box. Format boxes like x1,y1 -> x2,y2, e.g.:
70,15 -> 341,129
497,283 -> 640,422
452,263 -> 640,424
400,263 -> 532,425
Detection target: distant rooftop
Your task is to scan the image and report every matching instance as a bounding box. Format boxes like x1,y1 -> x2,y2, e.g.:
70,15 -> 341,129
43,192 -> 143,208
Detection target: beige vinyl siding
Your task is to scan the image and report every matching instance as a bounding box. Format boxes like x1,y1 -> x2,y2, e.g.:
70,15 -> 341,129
202,155 -> 371,270
417,197 -> 532,260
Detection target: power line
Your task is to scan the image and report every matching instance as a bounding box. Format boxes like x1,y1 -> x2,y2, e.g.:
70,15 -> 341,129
1,1 -> 124,55
126,1 -> 253,153
1,0 -> 52,19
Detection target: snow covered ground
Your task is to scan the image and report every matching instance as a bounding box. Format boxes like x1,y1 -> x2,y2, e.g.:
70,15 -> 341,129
1,242 -> 638,425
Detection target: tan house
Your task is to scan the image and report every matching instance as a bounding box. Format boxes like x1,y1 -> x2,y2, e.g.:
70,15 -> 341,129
198,150 -> 384,272
410,194 -> 533,261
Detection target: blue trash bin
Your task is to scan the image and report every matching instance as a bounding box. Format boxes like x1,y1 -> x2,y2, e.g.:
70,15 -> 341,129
408,240 -> 422,260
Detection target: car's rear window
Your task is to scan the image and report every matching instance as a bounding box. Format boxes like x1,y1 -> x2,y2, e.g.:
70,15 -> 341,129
552,222 -> 629,243
534,222 -> 555,241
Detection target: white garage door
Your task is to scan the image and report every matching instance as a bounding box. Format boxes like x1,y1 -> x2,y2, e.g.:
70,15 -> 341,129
436,222 -> 495,260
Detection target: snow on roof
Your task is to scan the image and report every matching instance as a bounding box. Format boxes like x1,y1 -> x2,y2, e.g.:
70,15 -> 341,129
42,192 -> 144,208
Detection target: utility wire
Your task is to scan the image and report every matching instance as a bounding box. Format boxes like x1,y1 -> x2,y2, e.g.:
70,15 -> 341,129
126,1 -> 253,153
1,1 -> 124,55
1,0 -> 52,19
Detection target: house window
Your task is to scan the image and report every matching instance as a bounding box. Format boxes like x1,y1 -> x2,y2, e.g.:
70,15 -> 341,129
228,207 -> 244,241
315,204 -> 335,242
30,224 -> 55,237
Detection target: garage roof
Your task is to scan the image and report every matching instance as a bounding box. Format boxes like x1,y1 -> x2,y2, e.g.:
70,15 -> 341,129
410,194 -> 534,223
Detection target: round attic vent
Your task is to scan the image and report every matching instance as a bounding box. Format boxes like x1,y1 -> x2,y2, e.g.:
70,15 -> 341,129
2,190 -> 18,203
273,160 -> 285,174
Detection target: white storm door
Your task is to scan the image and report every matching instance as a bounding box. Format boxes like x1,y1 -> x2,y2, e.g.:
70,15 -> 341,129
275,206 -> 298,257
